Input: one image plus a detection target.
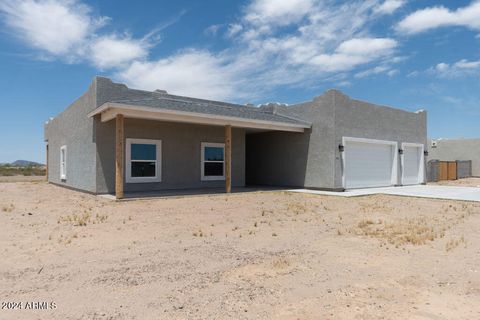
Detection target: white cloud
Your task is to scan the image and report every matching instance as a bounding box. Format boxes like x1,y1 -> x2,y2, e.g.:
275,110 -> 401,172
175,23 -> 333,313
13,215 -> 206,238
431,59 -> 480,77
337,80 -> 352,87
226,24 -> 243,38
407,70 -> 419,77
435,62 -> 449,72
387,69 -> 399,76
244,0 -> 313,27
397,1 -> 480,34
336,38 -> 397,56
309,38 -> 397,72
89,35 -> 149,69
0,0 -> 164,69
374,0 -> 406,15
204,24 -> 223,37
454,59 -> 480,69
117,50 -> 237,100
0,0 -> 106,56
309,53 -> 369,72
355,65 -> 390,78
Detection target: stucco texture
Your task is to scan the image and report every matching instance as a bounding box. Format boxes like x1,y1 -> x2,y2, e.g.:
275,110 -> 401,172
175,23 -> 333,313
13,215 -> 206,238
95,118 -> 245,194
44,80 -> 98,192
246,90 -> 427,190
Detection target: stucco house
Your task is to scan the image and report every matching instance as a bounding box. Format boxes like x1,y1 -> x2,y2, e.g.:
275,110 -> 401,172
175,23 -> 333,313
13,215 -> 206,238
44,77 -> 427,199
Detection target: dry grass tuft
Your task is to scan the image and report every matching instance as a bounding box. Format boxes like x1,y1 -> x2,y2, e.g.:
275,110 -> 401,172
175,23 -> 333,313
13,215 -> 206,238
286,202 -> 309,215
56,232 -> 79,245
58,211 -> 108,227
193,229 -> 204,237
352,217 -> 440,247
358,200 -> 393,214
2,204 -> 15,212
272,257 -> 290,269
446,236 -> 466,251
95,213 -> 108,224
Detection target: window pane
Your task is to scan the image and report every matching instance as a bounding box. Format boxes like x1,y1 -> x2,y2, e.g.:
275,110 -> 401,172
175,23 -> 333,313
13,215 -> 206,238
204,147 -> 224,161
131,144 -> 156,160
131,161 -> 156,177
204,162 -> 223,176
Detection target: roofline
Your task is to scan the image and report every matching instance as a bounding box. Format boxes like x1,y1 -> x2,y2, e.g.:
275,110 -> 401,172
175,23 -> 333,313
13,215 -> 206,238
290,89 -> 426,115
88,102 -> 311,133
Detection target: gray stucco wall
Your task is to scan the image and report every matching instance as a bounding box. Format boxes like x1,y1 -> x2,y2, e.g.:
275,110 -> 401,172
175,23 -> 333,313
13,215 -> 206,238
428,139 -> 480,177
95,118 -> 245,194
332,91 -> 427,188
246,90 -> 427,190
44,80 -> 98,192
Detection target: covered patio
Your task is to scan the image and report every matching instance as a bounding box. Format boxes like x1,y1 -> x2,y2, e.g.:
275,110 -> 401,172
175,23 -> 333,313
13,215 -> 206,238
88,100 -> 311,199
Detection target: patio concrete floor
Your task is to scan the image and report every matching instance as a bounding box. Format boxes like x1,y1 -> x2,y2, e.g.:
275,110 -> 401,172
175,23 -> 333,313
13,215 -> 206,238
98,185 -> 480,202
289,185 -> 480,202
98,186 -> 285,201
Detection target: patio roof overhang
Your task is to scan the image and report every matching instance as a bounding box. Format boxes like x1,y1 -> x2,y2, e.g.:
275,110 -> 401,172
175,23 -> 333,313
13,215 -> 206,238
87,102 -> 311,133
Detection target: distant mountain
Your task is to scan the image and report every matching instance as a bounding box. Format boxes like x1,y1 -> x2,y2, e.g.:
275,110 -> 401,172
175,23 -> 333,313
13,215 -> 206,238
10,160 -> 44,167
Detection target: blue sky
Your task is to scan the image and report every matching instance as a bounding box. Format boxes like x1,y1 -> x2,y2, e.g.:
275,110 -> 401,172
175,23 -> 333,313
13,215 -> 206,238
0,0 -> 479,163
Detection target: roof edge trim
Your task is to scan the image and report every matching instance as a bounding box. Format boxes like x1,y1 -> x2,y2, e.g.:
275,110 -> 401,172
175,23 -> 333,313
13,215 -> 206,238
88,102 -> 311,132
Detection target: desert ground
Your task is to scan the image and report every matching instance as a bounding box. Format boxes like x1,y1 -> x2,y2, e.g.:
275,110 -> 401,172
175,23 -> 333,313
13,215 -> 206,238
430,177 -> 480,187
0,175 -> 46,183
1,182 -> 479,320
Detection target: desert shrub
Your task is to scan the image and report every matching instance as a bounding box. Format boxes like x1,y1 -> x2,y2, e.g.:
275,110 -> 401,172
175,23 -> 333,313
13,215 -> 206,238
0,166 -> 46,176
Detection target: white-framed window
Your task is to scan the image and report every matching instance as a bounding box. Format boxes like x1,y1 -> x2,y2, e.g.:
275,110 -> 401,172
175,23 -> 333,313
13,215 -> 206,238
201,142 -> 225,181
60,145 -> 67,180
126,138 -> 162,183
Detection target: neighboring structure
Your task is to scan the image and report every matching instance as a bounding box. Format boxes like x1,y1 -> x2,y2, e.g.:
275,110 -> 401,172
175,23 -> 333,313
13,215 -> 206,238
428,138 -> 480,179
44,77 -> 427,198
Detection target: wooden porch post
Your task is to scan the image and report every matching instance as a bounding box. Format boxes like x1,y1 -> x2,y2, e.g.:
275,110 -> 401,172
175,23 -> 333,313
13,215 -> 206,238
225,125 -> 232,193
115,114 -> 124,199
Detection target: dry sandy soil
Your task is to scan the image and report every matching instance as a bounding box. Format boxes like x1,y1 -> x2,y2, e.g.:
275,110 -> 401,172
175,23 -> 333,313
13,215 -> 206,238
1,182 -> 479,320
430,177 -> 480,188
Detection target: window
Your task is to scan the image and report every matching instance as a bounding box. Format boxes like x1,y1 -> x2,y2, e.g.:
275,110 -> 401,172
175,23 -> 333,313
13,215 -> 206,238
201,142 -> 225,181
126,138 -> 162,183
60,145 -> 67,180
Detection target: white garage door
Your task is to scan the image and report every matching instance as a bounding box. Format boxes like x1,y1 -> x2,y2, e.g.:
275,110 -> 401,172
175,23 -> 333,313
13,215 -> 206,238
402,144 -> 424,185
344,139 -> 396,189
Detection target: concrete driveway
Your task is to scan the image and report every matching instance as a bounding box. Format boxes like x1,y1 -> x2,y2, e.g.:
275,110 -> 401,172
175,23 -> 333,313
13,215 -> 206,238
289,185 -> 480,202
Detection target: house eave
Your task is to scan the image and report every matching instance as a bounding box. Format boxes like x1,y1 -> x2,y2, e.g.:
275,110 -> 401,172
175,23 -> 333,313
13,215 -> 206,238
87,102 -> 311,133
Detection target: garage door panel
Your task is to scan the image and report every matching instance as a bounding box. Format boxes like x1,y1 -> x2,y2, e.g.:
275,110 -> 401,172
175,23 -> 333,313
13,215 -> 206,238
344,140 -> 396,189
